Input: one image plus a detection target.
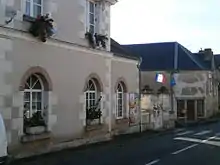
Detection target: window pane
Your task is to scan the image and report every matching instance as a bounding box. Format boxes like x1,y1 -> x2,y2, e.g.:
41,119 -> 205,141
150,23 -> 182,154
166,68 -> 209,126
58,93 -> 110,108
92,93 -> 96,99
24,92 -> 30,102
32,102 -> 37,110
89,13 -> 94,24
33,80 -> 42,89
89,93 -> 93,99
118,99 -> 122,105
32,92 -> 37,101
37,92 -> 42,101
34,0 -> 42,5
118,84 -> 122,92
25,1 -> 31,16
31,75 -> 38,87
26,77 -> 31,88
37,102 -> 42,110
118,93 -> 123,99
89,2 -> 95,13
33,5 -> 42,18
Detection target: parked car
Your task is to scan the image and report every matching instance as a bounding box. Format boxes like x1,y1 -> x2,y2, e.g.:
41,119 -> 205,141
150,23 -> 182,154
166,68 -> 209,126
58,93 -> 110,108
0,113 -> 8,164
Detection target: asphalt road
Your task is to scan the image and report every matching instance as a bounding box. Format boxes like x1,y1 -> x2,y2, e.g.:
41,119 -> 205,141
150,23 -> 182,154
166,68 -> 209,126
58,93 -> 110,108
11,122 -> 220,165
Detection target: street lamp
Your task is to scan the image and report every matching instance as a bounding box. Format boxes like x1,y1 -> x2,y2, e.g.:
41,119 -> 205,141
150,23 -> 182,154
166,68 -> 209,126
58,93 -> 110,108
137,57 -> 142,132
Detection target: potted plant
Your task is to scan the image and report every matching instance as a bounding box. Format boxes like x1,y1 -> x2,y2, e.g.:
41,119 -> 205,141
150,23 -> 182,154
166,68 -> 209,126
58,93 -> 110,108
24,111 -> 47,135
85,32 -> 108,49
29,13 -> 55,42
86,96 -> 102,125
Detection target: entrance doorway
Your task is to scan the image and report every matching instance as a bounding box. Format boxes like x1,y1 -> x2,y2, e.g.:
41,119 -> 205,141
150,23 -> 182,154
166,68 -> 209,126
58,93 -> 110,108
187,100 -> 195,120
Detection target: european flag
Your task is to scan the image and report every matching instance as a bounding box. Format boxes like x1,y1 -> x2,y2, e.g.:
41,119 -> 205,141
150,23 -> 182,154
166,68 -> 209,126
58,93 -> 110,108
170,77 -> 176,86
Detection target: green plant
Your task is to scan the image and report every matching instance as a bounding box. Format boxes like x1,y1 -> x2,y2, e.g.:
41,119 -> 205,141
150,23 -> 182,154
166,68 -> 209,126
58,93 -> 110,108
85,32 -> 108,49
29,14 -> 55,42
24,111 -> 46,127
86,96 -> 102,121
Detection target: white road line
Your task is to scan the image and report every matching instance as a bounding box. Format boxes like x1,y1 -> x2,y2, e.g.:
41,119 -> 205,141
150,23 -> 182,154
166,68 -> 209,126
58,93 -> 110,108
171,144 -> 198,155
202,136 -> 216,142
174,136 -> 220,147
194,130 -> 211,136
176,130 -> 194,136
213,137 -> 220,140
145,159 -> 160,165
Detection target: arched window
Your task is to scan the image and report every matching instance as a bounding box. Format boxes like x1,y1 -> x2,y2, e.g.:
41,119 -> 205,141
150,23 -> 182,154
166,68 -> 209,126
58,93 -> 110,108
85,79 -> 98,110
116,82 -> 124,119
24,74 -> 44,119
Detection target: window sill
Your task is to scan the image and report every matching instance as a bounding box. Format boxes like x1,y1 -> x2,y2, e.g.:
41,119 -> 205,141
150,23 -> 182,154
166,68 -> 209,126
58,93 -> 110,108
21,131 -> 52,143
23,15 -> 36,23
116,118 -> 129,124
85,124 -> 103,132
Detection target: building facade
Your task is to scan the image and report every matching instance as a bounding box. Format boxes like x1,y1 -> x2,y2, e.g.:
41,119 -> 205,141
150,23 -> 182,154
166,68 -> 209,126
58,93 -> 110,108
0,0 -> 140,156
123,43 -> 219,122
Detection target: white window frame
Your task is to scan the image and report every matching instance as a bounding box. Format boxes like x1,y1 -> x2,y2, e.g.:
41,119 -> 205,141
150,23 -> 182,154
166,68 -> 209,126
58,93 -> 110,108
24,74 -> 44,119
25,0 -> 43,18
85,79 -> 97,110
116,83 -> 124,119
87,0 -> 97,33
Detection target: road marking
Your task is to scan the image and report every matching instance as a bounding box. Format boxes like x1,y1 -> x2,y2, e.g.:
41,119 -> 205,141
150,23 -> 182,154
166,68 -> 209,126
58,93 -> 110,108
174,136 -> 220,147
171,144 -> 198,155
194,130 -> 211,136
176,130 -> 194,136
213,137 -> 220,140
145,159 -> 160,165
202,136 -> 216,142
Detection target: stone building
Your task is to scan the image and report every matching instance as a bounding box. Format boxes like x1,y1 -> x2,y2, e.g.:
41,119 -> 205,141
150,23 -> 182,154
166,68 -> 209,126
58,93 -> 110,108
0,0 -> 140,157
123,43 -> 219,122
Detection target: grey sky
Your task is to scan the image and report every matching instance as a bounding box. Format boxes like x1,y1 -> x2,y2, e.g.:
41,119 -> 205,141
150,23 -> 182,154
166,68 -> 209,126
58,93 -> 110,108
111,0 -> 220,54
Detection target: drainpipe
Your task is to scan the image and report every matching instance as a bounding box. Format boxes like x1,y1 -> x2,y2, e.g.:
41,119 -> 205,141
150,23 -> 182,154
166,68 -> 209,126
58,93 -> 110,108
137,57 -> 142,132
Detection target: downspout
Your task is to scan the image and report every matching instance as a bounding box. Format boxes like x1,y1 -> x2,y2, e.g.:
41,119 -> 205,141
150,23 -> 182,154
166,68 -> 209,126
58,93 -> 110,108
170,43 -> 178,114
137,57 -> 142,132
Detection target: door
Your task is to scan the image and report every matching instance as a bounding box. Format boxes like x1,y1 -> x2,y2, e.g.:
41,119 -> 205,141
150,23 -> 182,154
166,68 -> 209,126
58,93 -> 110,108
187,100 -> 195,120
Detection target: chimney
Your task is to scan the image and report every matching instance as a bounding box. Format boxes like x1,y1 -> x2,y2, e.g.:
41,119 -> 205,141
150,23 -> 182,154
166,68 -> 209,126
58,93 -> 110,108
198,48 -> 213,61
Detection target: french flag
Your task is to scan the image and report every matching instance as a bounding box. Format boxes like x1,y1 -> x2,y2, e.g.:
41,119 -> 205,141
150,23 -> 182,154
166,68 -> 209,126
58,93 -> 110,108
155,73 -> 165,83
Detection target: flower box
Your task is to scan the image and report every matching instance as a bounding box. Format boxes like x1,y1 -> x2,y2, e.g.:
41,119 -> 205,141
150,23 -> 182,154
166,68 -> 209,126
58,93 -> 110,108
29,14 -> 55,42
25,126 -> 46,135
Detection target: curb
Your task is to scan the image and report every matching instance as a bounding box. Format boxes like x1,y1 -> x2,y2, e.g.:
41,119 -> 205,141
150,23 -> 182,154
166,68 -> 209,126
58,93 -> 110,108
10,129 -> 175,163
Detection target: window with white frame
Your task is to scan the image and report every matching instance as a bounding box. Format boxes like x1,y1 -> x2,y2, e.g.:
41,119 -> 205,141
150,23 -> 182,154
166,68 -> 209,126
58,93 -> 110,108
25,0 -> 43,18
24,74 -> 44,119
116,82 -> 124,119
85,79 -> 97,110
88,0 -> 96,33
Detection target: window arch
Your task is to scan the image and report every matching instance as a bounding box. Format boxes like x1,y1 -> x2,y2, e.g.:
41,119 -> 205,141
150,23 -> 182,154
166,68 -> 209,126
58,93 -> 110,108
24,74 -> 45,119
116,82 -> 125,119
85,79 -> 99,110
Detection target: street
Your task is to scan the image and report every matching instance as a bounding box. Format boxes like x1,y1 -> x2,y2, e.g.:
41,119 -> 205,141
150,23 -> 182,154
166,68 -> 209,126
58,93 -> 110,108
12,122 -> 220,165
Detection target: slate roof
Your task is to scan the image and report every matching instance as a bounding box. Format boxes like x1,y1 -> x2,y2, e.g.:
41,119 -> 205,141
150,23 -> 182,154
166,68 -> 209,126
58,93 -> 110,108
110,39 -> 140,61
122,42 -> 211,71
